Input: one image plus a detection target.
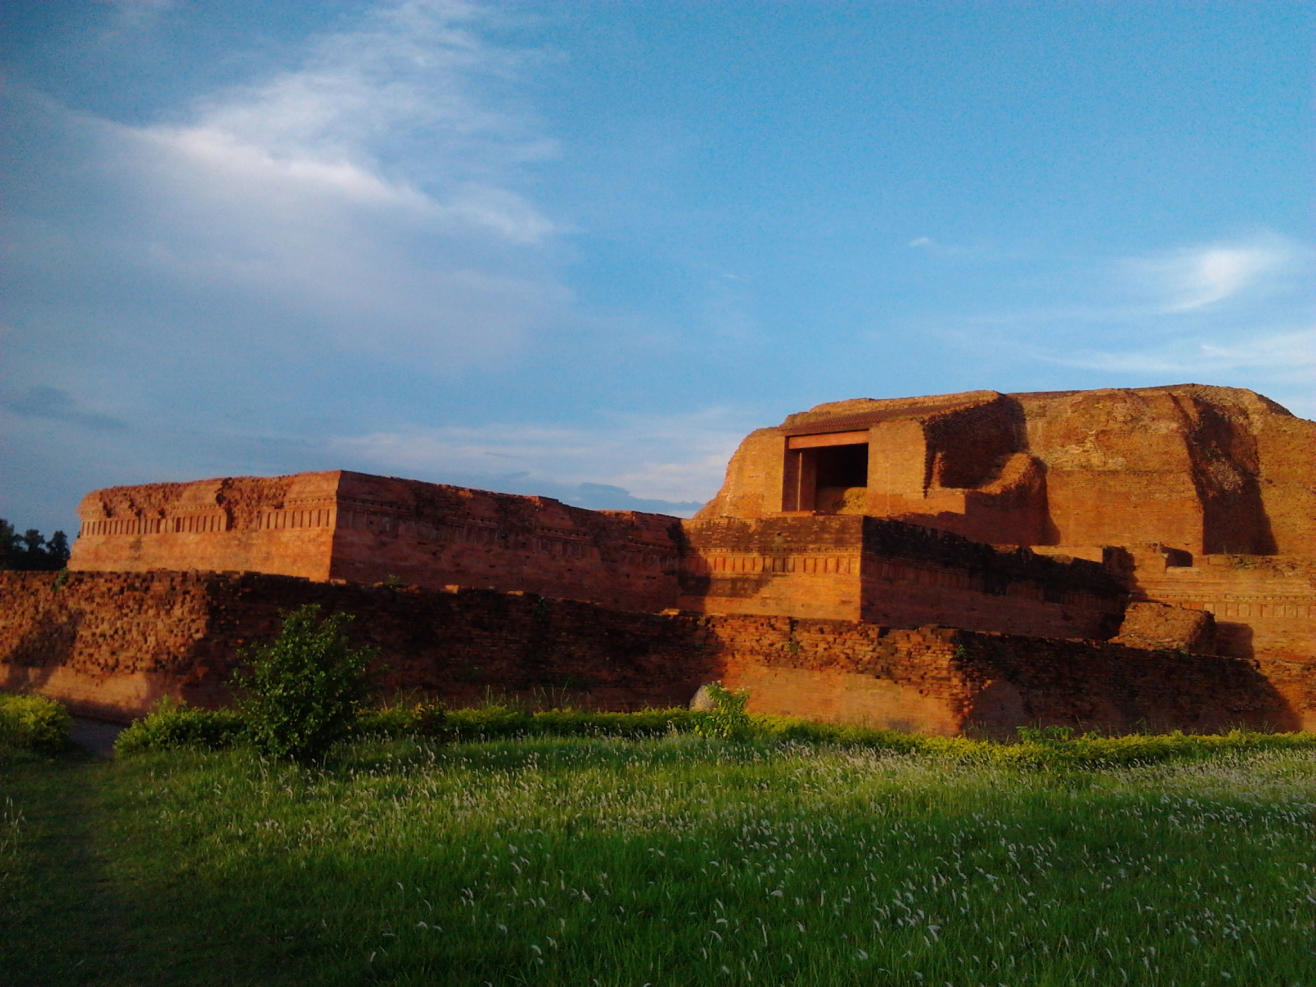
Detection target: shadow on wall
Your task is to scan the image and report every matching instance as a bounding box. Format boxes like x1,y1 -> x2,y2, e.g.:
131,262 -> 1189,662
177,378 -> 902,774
1192,402 -> 1277,556
0,610 -> 83,694
1213,621 -> 1255,660
957,633 -> 1298,737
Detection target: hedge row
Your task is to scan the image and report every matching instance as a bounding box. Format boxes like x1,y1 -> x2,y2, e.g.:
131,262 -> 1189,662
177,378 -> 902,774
5,689 -> 1312,767
113,697 -> 1316,767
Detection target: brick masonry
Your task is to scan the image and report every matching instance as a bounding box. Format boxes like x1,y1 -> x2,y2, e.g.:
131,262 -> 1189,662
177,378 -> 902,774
0,570 -> 1303,734
17,383 -> 1311,734
70,471 -> 686,614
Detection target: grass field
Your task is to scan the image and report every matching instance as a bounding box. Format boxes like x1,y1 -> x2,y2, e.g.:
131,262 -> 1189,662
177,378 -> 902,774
3,734 -> 1313,985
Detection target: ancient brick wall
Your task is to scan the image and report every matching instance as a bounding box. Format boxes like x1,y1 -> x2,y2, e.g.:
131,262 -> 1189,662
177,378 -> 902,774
1113,602 -> 1217,654
327,472 -> 684,612
922,394 -> 1022,490
1012,386 -> 1313,556
0,571 -> 716,720
696,428 -> 787,519
1255,412 -> 1316,557
1128,554 -> 1315,666
69,473 -> 340,580
678,515 -> 869,620
0,571 -> 227,719
680,515 -> 1124,639
712,619 -> 1299,735
948,630 -> 1299,734
1015,389 -> 1212,552
857,518 -> 1123,638
69,471 -> 687,614
5,571 -> 1300,733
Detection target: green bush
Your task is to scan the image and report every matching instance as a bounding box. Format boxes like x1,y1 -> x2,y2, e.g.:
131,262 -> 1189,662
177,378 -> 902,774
0,692 -> 71,752
694,682 -> 752,740
353,703 -> 427,737
233,605 -> 375,763
114,697 -> 245,755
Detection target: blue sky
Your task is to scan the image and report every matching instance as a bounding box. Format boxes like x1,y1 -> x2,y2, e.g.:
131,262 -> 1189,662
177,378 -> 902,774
3,1 -> 1313,536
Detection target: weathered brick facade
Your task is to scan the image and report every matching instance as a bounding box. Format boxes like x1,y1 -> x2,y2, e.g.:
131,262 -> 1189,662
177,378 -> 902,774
4,383 -> 1310,733
0,571 -> 1296,735
70,471 -> 684,613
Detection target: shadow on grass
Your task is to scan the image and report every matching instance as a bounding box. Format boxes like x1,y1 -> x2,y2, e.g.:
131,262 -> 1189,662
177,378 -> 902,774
1,749 -> 133,985
1,747 -> 389,986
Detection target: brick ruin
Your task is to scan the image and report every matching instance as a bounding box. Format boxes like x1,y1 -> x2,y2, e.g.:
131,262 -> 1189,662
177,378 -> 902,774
2,383 -> 1312,733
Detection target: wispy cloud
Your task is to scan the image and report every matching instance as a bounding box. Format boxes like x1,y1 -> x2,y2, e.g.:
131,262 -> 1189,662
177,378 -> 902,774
904,235 -> 1011,261
903,230 -> 1316,417
328,407 -> 749,508
1121,233 -> 1303,313
0,386 -> 128,431
152,1 -> 560,245
1054,326 -> 1315,376
12,1 -> 568,369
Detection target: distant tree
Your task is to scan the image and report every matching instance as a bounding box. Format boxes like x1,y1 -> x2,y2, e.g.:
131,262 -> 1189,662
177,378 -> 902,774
0,519 -> 71,571
46,531 -> 71,568
0,519 -> 19,569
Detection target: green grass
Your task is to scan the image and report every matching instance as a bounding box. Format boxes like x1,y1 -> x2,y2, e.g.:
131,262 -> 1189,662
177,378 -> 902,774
3,735 -> 1313,985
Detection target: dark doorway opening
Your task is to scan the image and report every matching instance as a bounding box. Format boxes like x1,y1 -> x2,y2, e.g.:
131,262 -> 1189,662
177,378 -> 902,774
784,440 -> 869,512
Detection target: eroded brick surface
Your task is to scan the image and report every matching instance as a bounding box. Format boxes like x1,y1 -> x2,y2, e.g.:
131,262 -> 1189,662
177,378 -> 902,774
15,383 -> 1312,733
702,384 -> 1314,559
1,571 -> 1301,733
71,471 -> 685,613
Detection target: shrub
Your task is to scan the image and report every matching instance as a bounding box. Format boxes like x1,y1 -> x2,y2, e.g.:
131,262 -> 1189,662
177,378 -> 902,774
114,697 -> 245,755
354,703 -> 427,737
233,605 -> 375,763
694,682 -> 752,740
0,692 -> 71,752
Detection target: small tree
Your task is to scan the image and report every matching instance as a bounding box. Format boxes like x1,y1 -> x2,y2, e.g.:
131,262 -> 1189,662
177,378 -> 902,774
694,682 -> 753,740
234,605 -> 375,763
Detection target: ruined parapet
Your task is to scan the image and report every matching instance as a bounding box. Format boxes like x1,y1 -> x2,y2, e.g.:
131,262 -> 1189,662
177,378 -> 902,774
679,514 -> 1125,639
1114,602 -> 1218,654
1127,553 -> 1316,663
70,472 -> 341,580
325,471 -> 685,612
2,570 -> 1301,732
70,471 -> 687,613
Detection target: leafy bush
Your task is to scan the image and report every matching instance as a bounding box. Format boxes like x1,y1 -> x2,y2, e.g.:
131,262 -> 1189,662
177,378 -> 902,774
114,698 -> 244,755
233,605 -> 375,763
0,692 -> 71,752
353,703 -> 429,738
694,682 -> 752,740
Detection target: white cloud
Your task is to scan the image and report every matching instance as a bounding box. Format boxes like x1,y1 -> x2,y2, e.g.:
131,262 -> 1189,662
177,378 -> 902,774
16,1 -> 569,369
1122,233 -> 1303,313
148,125 -> 433,211
902,229 -> 1315,419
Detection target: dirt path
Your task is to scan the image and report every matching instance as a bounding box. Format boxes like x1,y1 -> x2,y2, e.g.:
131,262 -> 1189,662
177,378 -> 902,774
69,717 -> 125,758
2,754 -> 134,985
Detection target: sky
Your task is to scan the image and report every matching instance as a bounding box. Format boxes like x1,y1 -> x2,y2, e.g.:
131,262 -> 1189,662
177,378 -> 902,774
2,0 -> 1313,537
